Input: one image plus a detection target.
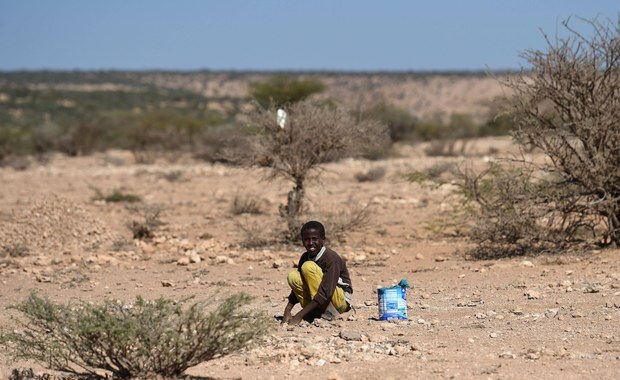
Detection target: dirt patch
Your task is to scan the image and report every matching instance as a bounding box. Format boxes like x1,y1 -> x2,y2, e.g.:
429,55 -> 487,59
0,139 -> 619,380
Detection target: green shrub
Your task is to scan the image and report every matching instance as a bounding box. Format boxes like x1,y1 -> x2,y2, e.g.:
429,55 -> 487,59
248,75 -> 325,108
1,292 -> 271,379
363,104 -> 418,142
91,187 -> 141,203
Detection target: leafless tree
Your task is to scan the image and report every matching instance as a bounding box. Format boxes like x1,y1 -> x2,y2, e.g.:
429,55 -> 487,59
239,100 -> 389,238
471,16 -> 620,255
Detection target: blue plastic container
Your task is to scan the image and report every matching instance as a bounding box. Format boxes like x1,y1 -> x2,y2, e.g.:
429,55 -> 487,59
377,286 -> 407,320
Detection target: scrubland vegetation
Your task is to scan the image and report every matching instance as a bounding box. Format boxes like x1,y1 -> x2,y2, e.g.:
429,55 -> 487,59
1,16 -> 619,379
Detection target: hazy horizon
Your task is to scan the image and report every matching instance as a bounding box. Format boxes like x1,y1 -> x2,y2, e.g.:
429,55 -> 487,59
1,1 -> 618,72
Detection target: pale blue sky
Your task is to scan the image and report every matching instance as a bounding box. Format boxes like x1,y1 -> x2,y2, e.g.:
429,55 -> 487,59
0,1 -> 618,71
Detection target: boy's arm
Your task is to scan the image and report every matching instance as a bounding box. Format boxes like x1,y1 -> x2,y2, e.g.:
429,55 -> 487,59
282,302 -> 295,324
288,300 -> 319,325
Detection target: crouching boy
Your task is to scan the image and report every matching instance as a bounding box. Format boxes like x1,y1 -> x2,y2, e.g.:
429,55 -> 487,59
282,221 -> 353,324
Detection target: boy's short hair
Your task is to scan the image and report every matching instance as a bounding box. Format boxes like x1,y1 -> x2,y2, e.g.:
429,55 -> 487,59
301,220 -> 326,238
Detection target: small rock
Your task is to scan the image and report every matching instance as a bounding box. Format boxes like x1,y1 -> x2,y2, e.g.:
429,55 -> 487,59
177,257 -> 190,266
339,330 -> 363,341
520,260 -> 534,267
215,255 -> 229,264
526,352 -> 540,360
545,308 -> 559,318
189,251 -> 201,264
525,290 -> 541,300
584,284 -> 601,293
415,253 -> 424,260
435,256 -> 447,262
161,280 -> 174,287
555,347 -> 569,358
272,259 -> 284,269
314,358 -> 326,366
499,351 -> 516,359
489,332 -> 498,338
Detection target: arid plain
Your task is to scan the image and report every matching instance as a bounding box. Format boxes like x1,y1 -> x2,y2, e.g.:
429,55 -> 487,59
1,73 -> 619,379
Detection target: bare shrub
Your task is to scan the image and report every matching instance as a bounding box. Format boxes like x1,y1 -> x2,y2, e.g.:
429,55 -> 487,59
0,292 -> 271,379
421,114 -> 477,156
126,204 -> 165,240
231,194 -> 265,215
1,243 -> 30,258
234,217 -> 278,248
159,170 -> 183,182
91,187 -> 141,203
496,16 -> 620,249
234,100 -> 389,238
426,161 -> 459,179
316,201 -> 373,243
193,124 -> 251,163
424,138 -> 472,157
0,155 -> 31,170
110,238 -> 134,252
354,167 -> 386,182
455,162 -> 598,258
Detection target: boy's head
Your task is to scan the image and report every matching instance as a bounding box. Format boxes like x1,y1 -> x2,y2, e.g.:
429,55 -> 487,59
300,221 -> 325,256
301,220 -> 325,239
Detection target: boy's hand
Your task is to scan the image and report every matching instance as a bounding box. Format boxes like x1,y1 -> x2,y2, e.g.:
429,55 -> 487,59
282,311 -> 292,324
282,303 -> 294,324
287,314 -> 303,325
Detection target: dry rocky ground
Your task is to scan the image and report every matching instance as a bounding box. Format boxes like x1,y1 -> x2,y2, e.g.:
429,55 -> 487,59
0,138 -> 619,380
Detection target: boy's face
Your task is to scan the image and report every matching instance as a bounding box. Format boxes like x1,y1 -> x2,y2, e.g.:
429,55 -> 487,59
301,228 -> 324,256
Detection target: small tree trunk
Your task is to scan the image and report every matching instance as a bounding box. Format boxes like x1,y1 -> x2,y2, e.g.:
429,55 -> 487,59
610,210 -> 620,247
279,176 -> 305,239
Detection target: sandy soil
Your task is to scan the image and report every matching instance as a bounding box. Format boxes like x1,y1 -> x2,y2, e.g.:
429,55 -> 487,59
1,138 -> 619,380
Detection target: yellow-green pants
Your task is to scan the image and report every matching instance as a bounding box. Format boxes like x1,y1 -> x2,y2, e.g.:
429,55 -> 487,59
287,261 -> 348,313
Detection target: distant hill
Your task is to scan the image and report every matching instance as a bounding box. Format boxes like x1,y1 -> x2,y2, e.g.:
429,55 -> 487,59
0,70 -> 515,123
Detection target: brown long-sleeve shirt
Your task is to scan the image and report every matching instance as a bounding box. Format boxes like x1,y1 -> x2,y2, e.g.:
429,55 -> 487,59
288,246 -> 353,308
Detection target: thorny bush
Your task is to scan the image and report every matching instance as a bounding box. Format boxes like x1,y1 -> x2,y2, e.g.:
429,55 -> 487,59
0,292 -> 271,379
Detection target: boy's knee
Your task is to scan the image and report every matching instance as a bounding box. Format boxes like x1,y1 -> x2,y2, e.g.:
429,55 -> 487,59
287,270 -> 301,287
300,261 -> 321,276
